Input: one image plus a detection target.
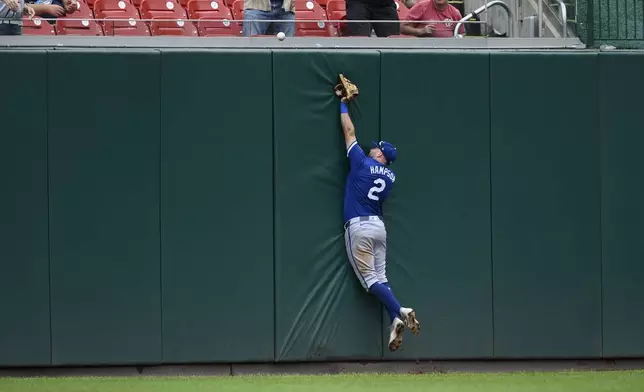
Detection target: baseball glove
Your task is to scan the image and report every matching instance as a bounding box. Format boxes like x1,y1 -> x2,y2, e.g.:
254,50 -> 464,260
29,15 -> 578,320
334,74 -> 359,102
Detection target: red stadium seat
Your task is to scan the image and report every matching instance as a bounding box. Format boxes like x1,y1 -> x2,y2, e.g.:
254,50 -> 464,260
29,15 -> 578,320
195,17 -> 239,36
22,17 -> 56,35
325,0 -> 345,35
94,0 -> 141,19
94,0 -> 148,35
140,0 -> 187,20
187,0 -> 226,19
231,0 -> 243,29
150,17 -> 198,35
102,17 -> 151,35
394,0 -> 409,20
66,0 -> 94,18
294,0 -> 335,36
55,18 -> 103,35
187,1 -> 239,36
54,1 -> 101,36
86,0 -> 105,9
131,0 -> 145,8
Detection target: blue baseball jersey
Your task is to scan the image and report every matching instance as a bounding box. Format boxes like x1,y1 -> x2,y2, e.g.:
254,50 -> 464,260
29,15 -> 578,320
343,140 -> 396,223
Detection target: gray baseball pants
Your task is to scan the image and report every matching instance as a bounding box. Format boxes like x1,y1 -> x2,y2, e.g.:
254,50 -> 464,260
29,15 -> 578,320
344,215 -> 388,290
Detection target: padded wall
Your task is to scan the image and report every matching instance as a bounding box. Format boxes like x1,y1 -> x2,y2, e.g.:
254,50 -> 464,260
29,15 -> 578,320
48,51 -> 162,365
161,50 -> 274,363
490,53 -> 602,358
0,51 -> 51,366
273,51 -> 383,361
4,49 -> 644,365
379,51 -> 493,359
599,52 -> 644,357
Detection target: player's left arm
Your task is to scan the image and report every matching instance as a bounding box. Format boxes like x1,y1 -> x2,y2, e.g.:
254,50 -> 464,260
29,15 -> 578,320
339,101 -> 366,168
340,101 -> 357,149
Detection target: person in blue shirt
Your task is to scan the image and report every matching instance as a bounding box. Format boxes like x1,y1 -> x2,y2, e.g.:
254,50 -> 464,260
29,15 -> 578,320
338,95 -> 420,352
0,0 -> 35,36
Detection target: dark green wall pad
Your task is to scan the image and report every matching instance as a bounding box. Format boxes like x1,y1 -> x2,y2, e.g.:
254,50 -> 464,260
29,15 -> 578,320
491,52 -> 602,358
380,51 -> 493,359
599,52 -> 644,357
5,48 -> 644,365
48,51 -> 162,365
161,50 -> 274,362
0,51 -> 51,367
273,50 -> 383,361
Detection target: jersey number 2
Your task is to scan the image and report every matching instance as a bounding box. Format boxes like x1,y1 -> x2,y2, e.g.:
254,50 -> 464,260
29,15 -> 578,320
368,179 -> 386,201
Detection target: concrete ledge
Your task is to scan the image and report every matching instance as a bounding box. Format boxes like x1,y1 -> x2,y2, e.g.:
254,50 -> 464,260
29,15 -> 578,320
2,359 -> 644,377
0,36 -> 586,50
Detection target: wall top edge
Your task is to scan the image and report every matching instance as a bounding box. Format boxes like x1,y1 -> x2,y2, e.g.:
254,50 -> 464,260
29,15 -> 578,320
0,36 -> 586,51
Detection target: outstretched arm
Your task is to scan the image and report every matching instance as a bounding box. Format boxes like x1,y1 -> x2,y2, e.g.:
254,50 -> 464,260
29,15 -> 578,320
340,101 -> 357,149
338,98 -> 366,169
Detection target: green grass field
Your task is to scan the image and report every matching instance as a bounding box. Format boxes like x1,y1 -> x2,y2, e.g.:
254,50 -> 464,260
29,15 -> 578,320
1,371 -> 644,392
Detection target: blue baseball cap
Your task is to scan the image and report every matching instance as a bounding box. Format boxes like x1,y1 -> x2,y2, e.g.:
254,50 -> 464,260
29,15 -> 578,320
372,140 -> 397,164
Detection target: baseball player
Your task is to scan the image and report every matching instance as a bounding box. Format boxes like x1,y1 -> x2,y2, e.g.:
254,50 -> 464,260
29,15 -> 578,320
337,91 -> 420,352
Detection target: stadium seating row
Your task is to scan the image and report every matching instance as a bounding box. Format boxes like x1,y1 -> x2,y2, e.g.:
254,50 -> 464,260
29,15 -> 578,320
22,0 -> 411,37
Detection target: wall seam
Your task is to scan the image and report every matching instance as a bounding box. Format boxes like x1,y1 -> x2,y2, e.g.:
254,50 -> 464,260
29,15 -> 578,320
488,52 -> 496,359
46,49 -> 53,366
158,49 -> 165,363
271,49 -> 278,363
378,49 -> 384,360
597,52 -> 604,359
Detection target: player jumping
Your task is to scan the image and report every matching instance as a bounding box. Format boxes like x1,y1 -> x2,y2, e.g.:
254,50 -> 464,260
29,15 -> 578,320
336,83 -> 420,352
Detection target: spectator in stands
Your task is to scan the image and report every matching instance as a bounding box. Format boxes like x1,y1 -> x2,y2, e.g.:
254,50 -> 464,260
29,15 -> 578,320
401,0 -> 465,37
0,0 -> 35,35
344,0 -> 399,37
28,0 -> 77,20
242,0 -> 295,37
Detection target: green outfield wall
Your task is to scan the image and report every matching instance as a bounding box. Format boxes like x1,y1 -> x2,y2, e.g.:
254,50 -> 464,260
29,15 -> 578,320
1,50 -> 643,367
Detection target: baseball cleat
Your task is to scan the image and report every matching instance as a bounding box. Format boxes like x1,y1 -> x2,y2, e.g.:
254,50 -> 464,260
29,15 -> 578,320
400,307 -> 420,336
388,317 -> 405,352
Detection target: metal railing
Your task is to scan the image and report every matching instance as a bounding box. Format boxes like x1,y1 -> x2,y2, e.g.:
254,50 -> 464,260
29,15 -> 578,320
552,0 -> 568,38
454,0 -> 513,37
